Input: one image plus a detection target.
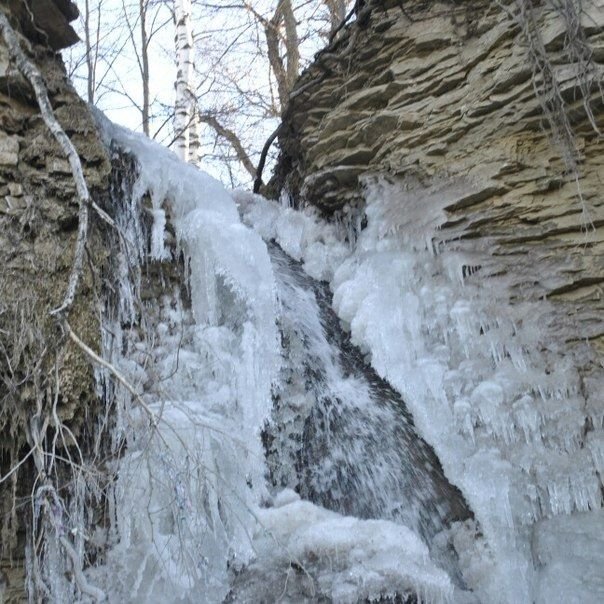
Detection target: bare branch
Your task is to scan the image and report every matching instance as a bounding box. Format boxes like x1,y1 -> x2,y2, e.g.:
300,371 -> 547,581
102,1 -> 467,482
199,112 -> 257,178
253,125 -> 279,193
65,321 -> 159,426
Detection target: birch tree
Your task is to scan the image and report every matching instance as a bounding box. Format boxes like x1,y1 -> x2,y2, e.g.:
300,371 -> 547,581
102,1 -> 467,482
173,0 -> 200,163
67,0 -> 354,182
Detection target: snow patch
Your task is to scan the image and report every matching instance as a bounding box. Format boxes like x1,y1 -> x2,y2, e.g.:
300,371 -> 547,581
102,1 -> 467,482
245,495 -> 454,603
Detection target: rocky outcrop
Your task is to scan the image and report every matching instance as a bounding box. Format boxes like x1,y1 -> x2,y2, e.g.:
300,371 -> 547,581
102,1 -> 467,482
5,0 -> 79,51
275,0 -> 603,389
0,2 -> 110,598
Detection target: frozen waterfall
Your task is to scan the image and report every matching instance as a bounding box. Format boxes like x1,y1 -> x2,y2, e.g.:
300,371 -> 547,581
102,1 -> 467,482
62,114 -> 604,604
78,116 -> 466,603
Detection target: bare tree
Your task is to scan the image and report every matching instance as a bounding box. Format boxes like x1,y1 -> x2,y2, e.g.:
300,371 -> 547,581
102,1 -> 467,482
65,0 -> 127,106
189,0 -> 354,185
67,0 -> 354,182
68,0 -> 173,137
261,0 -> 300,108
83,0 -> 100,103
119,0 -> 154,135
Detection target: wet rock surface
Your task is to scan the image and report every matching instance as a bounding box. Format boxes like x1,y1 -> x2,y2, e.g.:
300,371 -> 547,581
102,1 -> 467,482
265,243 -> 471,537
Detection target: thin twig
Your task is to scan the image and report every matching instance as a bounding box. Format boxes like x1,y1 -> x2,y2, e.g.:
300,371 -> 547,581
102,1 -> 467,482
64,321 -> 159,425
59,535 -> 107,602
65,321 -> 245,449
0,447 -> 35,484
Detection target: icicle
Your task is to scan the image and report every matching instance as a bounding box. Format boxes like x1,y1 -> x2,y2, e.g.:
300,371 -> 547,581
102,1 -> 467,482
588,431 -> 604,476
150,207 -> 169,260
454,398 -> 476,445
512,394 -> 541,444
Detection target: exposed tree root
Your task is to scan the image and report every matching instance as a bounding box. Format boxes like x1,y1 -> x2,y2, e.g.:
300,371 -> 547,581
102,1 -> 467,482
0,10 -> 89,317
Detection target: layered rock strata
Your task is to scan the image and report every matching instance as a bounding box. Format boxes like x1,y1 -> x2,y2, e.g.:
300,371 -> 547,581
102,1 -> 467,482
0,2 -> 110,599
275,0 -> 603,411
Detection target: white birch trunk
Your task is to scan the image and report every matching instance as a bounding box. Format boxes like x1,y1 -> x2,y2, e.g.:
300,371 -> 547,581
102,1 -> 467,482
173,0 -> 198,164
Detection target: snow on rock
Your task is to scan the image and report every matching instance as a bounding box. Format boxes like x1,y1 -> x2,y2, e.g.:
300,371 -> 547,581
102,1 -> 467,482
235,189 -> 349,281
233,491 -> 454,603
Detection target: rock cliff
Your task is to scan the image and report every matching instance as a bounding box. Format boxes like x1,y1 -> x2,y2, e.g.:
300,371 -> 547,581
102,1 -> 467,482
275,0 -> 603,427
272,0 -> 604,598
0,2 -> 110,599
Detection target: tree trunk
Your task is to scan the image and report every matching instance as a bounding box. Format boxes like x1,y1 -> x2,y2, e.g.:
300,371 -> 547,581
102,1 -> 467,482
281,0 -> 299,93
84,0 -> 94,103
140,0 -> 150,136
173,0 -> 198,163
325,0 -> 348,37
198,113 -> 256,179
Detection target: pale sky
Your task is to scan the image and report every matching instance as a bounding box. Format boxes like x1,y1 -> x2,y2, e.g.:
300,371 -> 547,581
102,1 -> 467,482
63,1 -> 346,186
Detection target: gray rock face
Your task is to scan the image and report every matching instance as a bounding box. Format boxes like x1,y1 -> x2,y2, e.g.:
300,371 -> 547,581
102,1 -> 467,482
0,1 -> 109,592
5,0 -> 79,51
274,0 -> 603,408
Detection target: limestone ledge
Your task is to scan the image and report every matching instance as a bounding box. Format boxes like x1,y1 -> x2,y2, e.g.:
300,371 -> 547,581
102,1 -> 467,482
2,0 -> 79,51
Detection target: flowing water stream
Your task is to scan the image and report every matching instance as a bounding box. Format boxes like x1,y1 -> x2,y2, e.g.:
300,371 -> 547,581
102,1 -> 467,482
264,243 -> 472,580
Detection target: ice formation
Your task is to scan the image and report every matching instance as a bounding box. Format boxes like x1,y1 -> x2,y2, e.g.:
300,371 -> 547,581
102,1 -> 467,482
90,117 -> 280,601
68,112 -> 603,603
83,117 -> 462,603
232,490 -> 454,603
263,242 -> 471,555
240,174 -> 604,603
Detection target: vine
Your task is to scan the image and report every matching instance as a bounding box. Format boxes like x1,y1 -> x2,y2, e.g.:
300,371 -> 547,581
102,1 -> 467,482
498,0 -> 603,214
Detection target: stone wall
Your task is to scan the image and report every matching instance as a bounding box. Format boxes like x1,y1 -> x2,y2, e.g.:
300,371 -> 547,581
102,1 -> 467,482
0,2 -> 110,599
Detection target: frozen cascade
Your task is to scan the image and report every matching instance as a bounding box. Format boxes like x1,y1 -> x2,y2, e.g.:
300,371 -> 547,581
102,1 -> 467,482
78,115 -> 604,603
238,175 -> 604,604
264,243 -> 472,550
84,115 -> 467,604
89,118 -> 280,603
